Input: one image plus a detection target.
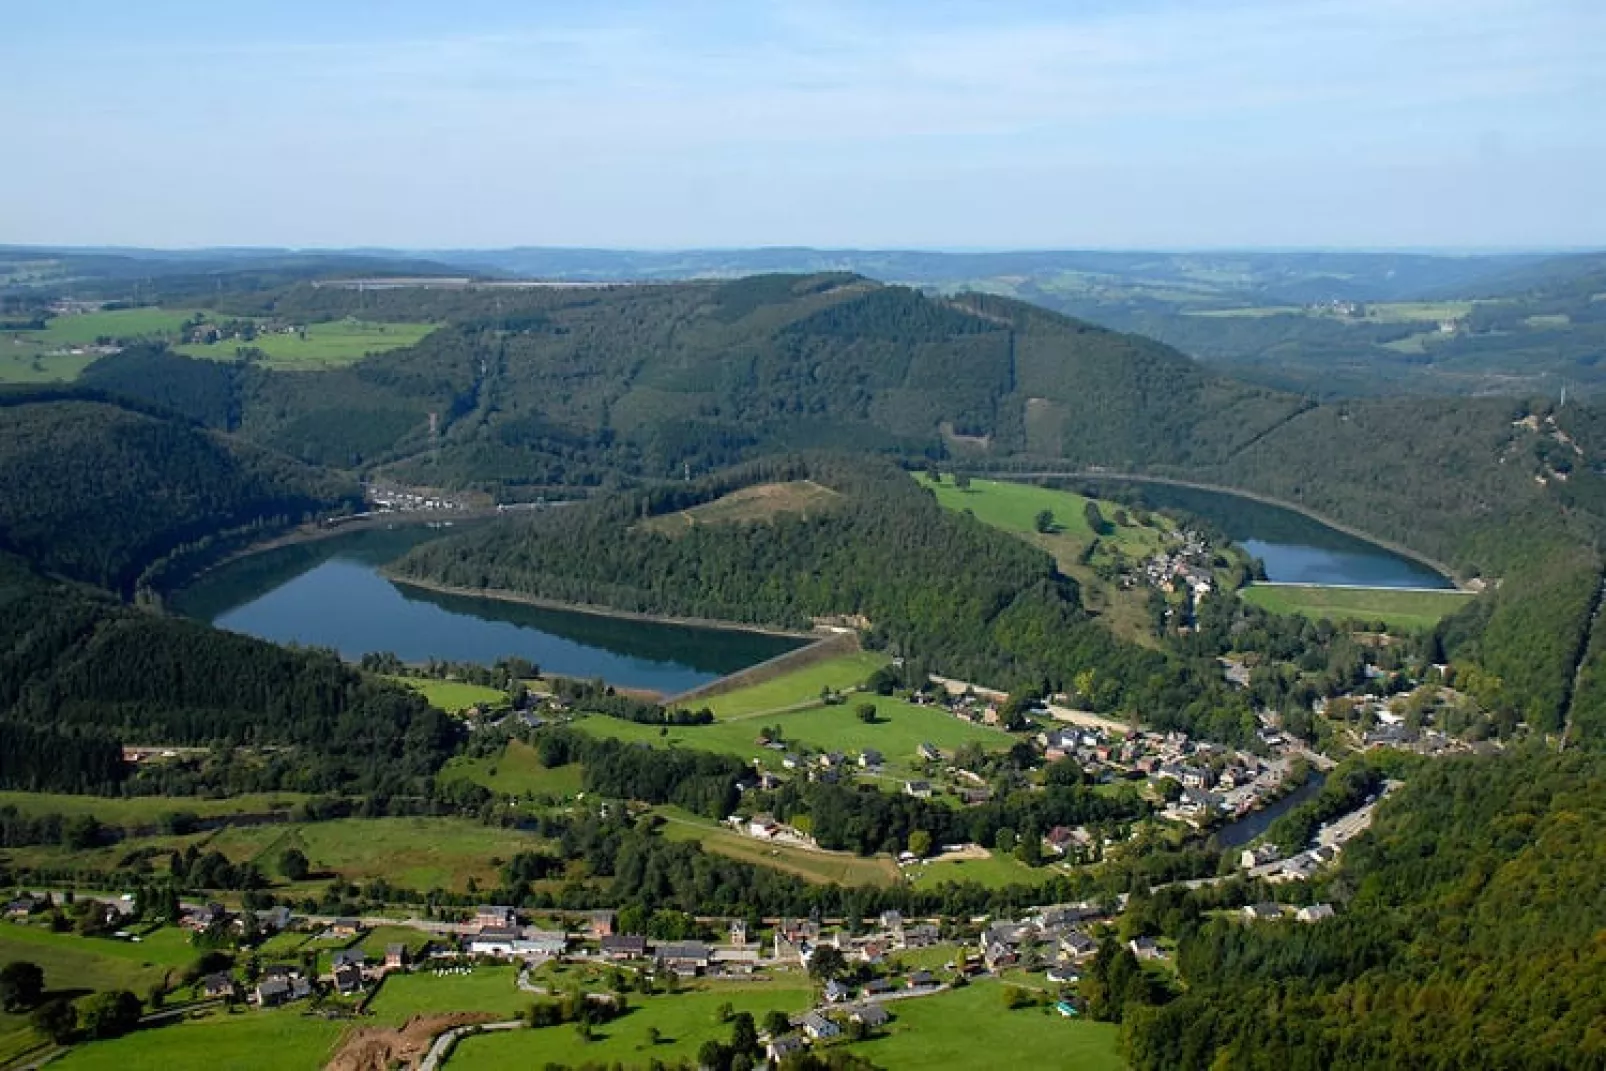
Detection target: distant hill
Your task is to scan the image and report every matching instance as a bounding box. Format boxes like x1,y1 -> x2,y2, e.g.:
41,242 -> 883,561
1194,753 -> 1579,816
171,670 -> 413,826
0,391 -> 359,592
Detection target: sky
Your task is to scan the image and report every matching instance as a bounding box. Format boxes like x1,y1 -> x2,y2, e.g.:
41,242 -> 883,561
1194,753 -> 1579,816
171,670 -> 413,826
2,0 -> 1603,250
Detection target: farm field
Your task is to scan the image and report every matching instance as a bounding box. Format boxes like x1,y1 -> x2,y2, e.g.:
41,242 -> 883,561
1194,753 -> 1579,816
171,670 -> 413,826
1240,583 -> 1474,632
447,981 -> 814,1069
1189,300 -> 1473,323
0,922 -> 202,975
641,480 -> 841,534
438,739 -> 585,798
368,965 -> 530,1022
905,848 -> 1060,890
655,808 -> 901,887
389,676 -> 509,713
358,925 -> 439,958
691,650 -> 892,718
853,979 -> 1122,1071
248,817 -> 548,893
53,1006 -> 346,1071
577,694 -> 1012,775
176,318 -> 435,369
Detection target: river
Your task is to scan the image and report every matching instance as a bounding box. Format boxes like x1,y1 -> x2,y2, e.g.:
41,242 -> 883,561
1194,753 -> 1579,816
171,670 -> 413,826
1078,480 -> 1454,589
171,526 -> 806,695
1213,770 -> 1328,848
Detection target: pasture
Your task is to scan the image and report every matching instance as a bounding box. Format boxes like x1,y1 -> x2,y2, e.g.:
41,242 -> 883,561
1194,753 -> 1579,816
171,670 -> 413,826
176,318 -> 434,369
690,650 -> 891,718
368,965 -> 530,1022
0,790 -> 304,824
1239,583 -> 1474,632
905,848 -> 1059,890
438,739 -> 585,798
389,676 -> 509,713
249,817 -> 547,893
853,979 -> 1122,1071
655,808 -> 901,887
447,981 -> 814,1069
1,307 -> 204,383
53,1006 -> 346,1071
641,480 -> 840,535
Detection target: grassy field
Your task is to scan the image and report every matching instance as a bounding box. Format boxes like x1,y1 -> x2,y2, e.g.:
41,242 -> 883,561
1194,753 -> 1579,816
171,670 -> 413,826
358,925 -> 439,958
906,849 -> 1060,890
0,790 -> 305,823
249,818 -> 547,893
369,965 -> 531,1022
691,651 -> 892,718
641,480 -> 841,535
1240,583 -> 1474,632
54,1006 -> 347,1071
1,308 -> 205,383
1190,300 -> 1471,324
438,740 -> 585,798
389,676 -> 509,713
448,981 -> 814,1069
177,318 -> 434,369
656,808 -> 901,887
577,694 -> 1012,776
853,979 -> 1122,1070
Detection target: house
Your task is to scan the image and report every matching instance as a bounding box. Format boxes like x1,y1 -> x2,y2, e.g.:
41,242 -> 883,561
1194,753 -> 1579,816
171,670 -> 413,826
465,927 -> 521,956
1128,937 -> 1163,960
600,935 -> 648,959
261,905 -> 293,933
331,948 -> 365,970
901,922 -> 940,948
4,895 -> 44,919
1296,904 -> 1336,923
879,909 -> 902,932
863,978 -> 898,996
712,947 -> 760,974
1272,854 -> 1322,883
917,743 -> 941,762
767,1036 -> 806,1062
1060,931 -> 1098,961
748,814 -> 781,840
475,905 -> 517,929
730,919 -> 749,945
781,753 -> 801,770
960,787 -> 993,806
850,1003 -> 890,1027
824,979 -> 851,1003
1046,965 -> 1080,984
904,780 -> 933,799
984,941 -> 1018,969
255,978 -> 293,1007
329,918 -> 362,938
1244,902 -> 1284,922
655,941 -> 712,973
801,1013 -> 841,1041
585,910 -> 616,938
333,963 -> 364,996
907,969 -> 937,989
385,944 -> 408,970
200,971 -> 238,1000
860,749 -> 884,769
1240,844 -> 1282,870
523,930 -> 568,957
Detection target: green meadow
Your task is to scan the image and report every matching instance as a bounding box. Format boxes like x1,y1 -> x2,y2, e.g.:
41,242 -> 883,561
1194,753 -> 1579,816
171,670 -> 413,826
389,676 -> 509,713
655,808 -> 902,887
52,1006 -> 346,1071
1240,583 -> 1474,632
690,650 -> 892,718
177,319 -> 434,369
438,739 -> 586,798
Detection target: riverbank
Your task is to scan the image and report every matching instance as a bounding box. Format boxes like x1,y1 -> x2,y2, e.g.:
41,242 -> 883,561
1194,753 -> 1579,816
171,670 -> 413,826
384,573 -> 820,641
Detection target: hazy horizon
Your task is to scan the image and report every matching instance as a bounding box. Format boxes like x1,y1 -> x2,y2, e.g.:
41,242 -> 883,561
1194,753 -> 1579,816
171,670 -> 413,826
3,0 -> 1602,250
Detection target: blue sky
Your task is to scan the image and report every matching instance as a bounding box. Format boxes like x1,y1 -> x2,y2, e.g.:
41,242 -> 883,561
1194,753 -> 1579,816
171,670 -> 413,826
2,0 -> 1602,249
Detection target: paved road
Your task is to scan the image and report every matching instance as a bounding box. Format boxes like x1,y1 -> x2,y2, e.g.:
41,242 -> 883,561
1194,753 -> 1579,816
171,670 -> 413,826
418,1020 -> 524,1071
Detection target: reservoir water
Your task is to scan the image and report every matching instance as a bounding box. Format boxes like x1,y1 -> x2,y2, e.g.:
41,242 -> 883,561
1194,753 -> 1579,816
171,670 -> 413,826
172,526 -> 805,694
1079,480 -> 1454,589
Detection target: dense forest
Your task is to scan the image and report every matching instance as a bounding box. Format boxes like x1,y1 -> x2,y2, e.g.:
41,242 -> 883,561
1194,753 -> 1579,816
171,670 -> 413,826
0,553 -> 460,795
0,392 -> 357,593
1120,748 -> 1606,1070
396,456 -> 1264,745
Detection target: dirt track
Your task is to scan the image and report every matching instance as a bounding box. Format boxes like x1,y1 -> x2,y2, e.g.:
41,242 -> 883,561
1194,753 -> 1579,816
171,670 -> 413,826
326,1013 -> 497,1071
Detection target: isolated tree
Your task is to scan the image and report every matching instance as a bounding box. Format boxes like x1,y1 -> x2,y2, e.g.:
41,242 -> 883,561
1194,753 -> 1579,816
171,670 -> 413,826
908,829 -> 933,858
1034,509 -> 1056,534
809,945 -> 848,982
730,1011 -> 758,1056
0,961 -> 44,1012
716,1000 -> 735,1023
32,1000 -> 76,1044
954,472 -> 972,490
763,1009 -> 793,1037
278,847 -> 310,881
646,1025 -> 662,1046
855,702 -> 878,724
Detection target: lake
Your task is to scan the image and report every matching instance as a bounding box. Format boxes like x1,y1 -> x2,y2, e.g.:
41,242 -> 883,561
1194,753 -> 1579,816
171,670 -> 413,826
1079,480 -> 1454,589
171,526 -> 806,695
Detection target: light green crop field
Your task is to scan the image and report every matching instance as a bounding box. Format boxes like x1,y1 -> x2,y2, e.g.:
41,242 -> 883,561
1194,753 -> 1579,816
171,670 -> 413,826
656,808 -> 901,887
853,980 -> 1122,1071
447,982 -> 814,1069
577,694 -> 1012,775
438,739 -> 585,797
692,651 -> 892,718
177,319 -> 434,369
389,676 -> 509,713
905,849 -> 1059,890
1240,584 -> 1474,632
54,1006 -> 346,1071
0,790 -> 305,823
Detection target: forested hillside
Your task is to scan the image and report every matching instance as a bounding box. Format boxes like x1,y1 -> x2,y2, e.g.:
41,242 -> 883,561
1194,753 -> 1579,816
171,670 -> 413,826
396,457 -> 1262,745
0,391 -> 358,592
0,553 -> 460,795
1121,748 -> 1606,1070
